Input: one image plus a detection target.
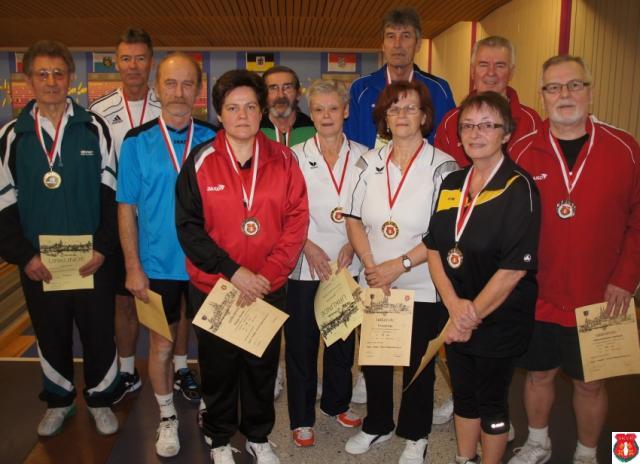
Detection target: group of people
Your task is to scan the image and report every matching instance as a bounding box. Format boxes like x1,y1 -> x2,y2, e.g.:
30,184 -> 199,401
0,5 -> 638,464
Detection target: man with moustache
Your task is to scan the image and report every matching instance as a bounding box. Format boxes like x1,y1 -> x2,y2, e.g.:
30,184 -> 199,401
509,55 -> 640,464
116,52 -> 216,457
435,35 -> 542,167
344,7 -> 455,148
260,65 -> 315,147
90,29 -> 200,403
0,40 -> 121,436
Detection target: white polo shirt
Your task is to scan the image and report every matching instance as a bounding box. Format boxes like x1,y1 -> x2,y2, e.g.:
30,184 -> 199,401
345,140 -> 458,302
89,87 -> 162,158
290,134 -> 368,280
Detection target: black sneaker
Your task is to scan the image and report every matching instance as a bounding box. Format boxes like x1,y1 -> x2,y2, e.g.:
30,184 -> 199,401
173,368 -> 201,402
113,369 -> 142,404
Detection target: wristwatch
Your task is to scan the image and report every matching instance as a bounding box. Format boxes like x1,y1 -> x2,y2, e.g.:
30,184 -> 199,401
401,254 -> 412,272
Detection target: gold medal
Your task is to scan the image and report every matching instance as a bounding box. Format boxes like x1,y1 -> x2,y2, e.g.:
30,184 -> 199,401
43,170 -> 62,189
382,220 -> 399,239
242,217 -> 260,236
447,246 -> 463,269
556,199 -> 576,219
330,206 -> 344,223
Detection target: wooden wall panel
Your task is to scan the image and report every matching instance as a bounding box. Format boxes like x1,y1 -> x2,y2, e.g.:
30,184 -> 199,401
431,22 -> 473,104
570,0 -> 640,139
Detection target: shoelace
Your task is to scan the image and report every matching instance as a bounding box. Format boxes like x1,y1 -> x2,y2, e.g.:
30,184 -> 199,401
512,444 -> 548,458
295,427 -> 314,439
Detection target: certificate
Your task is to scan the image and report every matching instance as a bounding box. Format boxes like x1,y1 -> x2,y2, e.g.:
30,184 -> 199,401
404,319 -> 450,391
39,235 -> 93,292
193,279 -> 289,357
358,288 -> 414,366
135,290 -> 173,342
575,301 -> 640,382
314,264 -> 363,346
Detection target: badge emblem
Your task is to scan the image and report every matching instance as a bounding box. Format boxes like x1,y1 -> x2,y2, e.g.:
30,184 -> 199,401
43,171 -> 62,189
613,433 -> 639,462
381,220 -> 399,239
447,247 -> 463,269
556,199 -> 576,219
330,207 -> 344,223
242,217 -> 260,236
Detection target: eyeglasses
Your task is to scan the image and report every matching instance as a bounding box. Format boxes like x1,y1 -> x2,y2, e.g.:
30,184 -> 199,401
386,104 -> 422,116
541,79 -> 590,94
33,69 -> 68,81
459,122 -> 504,133
267,83 -> 296,93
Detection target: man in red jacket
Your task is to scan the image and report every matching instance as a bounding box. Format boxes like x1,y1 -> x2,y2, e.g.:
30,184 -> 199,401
435,36 -> 542,167
510,55 -> 640,464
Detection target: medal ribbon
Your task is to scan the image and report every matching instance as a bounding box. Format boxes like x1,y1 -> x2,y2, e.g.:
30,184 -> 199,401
123,91 -> 148,129
386,140 -> 424,212
314,134 -> 350,196
275,127 -> 291,146
34,105 -> 67,170
224,136 -> 260,212
159,116 -> 194,172
548,124 -> 595,196
454,156 -> 504,243
386,66 -> 414,85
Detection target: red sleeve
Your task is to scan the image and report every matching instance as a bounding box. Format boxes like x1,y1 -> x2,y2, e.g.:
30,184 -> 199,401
435,109 -> 470,167
258,150 -> 309,289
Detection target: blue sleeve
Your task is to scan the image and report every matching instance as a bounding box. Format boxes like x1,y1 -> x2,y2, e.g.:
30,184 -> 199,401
116,136 -> 141,204
344,84 -> 360,143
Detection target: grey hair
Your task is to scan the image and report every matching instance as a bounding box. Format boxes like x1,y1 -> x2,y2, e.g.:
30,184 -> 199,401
471,36 -> 516,68
541,54 -> 593,87
306,79 -> 349,106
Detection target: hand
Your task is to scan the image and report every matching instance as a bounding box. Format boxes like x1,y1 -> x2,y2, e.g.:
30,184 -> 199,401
444,323 -> 472,344
365,258 -> 404,288
24,255 -> 52,283
79,251 -> 105,278
231,267 -> 271,307
125,266 -> 150,302
303,240 -> 331,281
604,284 -> 632,318
337,243 -> 355,270
445,297 -> 481,332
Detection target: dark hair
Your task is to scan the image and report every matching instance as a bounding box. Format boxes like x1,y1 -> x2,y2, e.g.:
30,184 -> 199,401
211,69 -> 267,115
117,28 -> 154,56
262,65 -> 300,90
23,40 -> 75,75
382,7 -> 422,39
457,91 -> 516,137
373,81 -> 434,140
156,52 -> 203,88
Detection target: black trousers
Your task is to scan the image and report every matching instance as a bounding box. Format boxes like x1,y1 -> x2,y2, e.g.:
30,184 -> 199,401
21,259 -> 121,408
284,279 -> 355,429
362,301 -> 447,440
191,283 -> 285,448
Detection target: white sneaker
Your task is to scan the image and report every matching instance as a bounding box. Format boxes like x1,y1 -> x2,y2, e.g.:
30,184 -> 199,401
573,454 -> 598,464
345,430 -> 393,455
211,444 -> 238,463
274,365 -> 285,400
155,416 -> 180,457
399,438 -> 429,464
508,421 -> 516,442
453,455 -> 480,464
88,406 -> 118,435
37,404 -> 76,437
508,440 -> 552,464
246,440 -> 280,464
432,397 -> 454,425
351,372 -> 367,404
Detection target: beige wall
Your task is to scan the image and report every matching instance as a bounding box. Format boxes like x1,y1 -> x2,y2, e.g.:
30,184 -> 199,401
570,0 -> 640,138
431,21 -> 473,104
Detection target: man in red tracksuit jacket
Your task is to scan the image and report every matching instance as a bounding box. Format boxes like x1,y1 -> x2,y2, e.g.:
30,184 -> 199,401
435,36 -> 542,167
509,55 -> 640,464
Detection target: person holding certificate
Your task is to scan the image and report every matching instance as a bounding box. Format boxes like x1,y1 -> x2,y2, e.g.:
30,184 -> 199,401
175,69 -> 309,464
285,79 -> 368,447
424,92 -> 540,464
343,80 -> 457,463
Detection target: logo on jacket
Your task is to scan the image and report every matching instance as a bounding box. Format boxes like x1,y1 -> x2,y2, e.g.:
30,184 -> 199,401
533,173 -> 548,181
207,184 -> 225,192
80,150 -> 95,156
375,166 -> 384,174
523,254 -> 532,263
308,161 -> 318,169
111,115 -> 123,124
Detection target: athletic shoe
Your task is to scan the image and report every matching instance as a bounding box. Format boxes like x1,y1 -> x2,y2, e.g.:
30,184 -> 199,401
37,404 -> 76,437
508,440 -> 552,464
155,415 -> 180,457
453,455 -> 480,464
88,406 -> 118,435
345,430 -> 393,455
351,372 -> 367,404
246,440 -> 280,464
432,397 -> 454,425
211,444 -> 238,463
274,365 -> 285,399
197,399 -> 206,430
399,438 -> 429,464
508,421 -> 516,442
292,427 -> 315,447
573,454 -> 598,464
113,369 -> 142,404
174,368 -> 201,402
320,408 -> 362,428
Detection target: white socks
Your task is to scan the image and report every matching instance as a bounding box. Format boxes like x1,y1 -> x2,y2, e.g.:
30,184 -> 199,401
120,356 -> 135,375
575,441 -> 597,458
173,354 -> 188,372
155,393 -> 177,419
528,425 -> 550,447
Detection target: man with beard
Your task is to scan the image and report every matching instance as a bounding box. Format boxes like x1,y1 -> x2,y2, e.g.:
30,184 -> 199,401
509,55 -> 640,464
260,65 -> 315,147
